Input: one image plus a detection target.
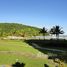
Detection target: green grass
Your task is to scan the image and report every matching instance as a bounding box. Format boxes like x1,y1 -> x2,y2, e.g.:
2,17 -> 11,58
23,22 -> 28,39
0,40 -> 38,53
0,39 -> 66,67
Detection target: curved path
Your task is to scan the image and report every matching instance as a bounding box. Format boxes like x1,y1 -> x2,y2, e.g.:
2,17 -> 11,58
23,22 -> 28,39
31,43 -> 66,53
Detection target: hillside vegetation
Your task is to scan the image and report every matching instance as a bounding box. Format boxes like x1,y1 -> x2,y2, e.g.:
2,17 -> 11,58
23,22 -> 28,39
0,40 -> 56,67
0,23 -> 40,37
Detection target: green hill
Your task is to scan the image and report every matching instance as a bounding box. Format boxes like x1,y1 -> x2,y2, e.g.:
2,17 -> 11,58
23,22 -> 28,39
0,23 -> 41,37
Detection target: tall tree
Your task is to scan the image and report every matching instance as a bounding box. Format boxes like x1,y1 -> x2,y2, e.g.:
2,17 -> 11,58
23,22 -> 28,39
40,27 -> 47,39
50,25 -> 64,39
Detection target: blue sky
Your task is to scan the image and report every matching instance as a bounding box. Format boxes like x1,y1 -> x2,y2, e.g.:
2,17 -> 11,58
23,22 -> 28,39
0,0 -> 67,34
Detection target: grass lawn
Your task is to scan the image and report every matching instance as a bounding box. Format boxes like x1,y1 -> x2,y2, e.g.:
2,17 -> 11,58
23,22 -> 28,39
0,39 -> 66,67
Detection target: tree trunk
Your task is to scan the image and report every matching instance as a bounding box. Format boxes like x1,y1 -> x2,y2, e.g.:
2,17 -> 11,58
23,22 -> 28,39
56,34 -> 59,39
43,33 -> 45,40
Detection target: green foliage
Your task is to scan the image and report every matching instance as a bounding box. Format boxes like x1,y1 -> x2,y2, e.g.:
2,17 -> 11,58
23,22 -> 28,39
50,25 -> 64,39
0,23 -> 40,37
40,27 -> 48,36
39,27 -> 48,39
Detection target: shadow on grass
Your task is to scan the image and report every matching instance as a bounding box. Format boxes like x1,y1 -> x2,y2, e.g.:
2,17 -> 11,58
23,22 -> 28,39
12,62 -> 50,67
44,64 -> 49,67
12,62 -> 25,67
24,39 -> 67,63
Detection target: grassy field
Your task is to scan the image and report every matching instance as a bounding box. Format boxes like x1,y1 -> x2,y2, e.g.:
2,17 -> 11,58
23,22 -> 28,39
0,39 -> 66,67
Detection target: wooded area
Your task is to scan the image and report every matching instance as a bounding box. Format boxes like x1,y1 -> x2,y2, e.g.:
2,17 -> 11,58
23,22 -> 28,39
0,23 -> 41,37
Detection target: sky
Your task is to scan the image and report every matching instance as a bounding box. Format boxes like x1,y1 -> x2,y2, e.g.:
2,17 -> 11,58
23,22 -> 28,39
0,0 -> 67,34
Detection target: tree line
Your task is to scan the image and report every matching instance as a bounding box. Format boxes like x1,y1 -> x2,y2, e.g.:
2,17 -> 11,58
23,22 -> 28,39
40,25 -> 64,39
0,23 -> 64,39
0,23 -> 41,37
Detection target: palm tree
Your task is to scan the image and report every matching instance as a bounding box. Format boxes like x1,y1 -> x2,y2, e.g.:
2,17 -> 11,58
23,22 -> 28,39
50,25 -> 64,39
40,27 -> 47,39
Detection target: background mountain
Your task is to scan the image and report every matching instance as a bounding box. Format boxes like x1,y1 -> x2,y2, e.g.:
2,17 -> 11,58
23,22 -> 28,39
0,23 -> 41,37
